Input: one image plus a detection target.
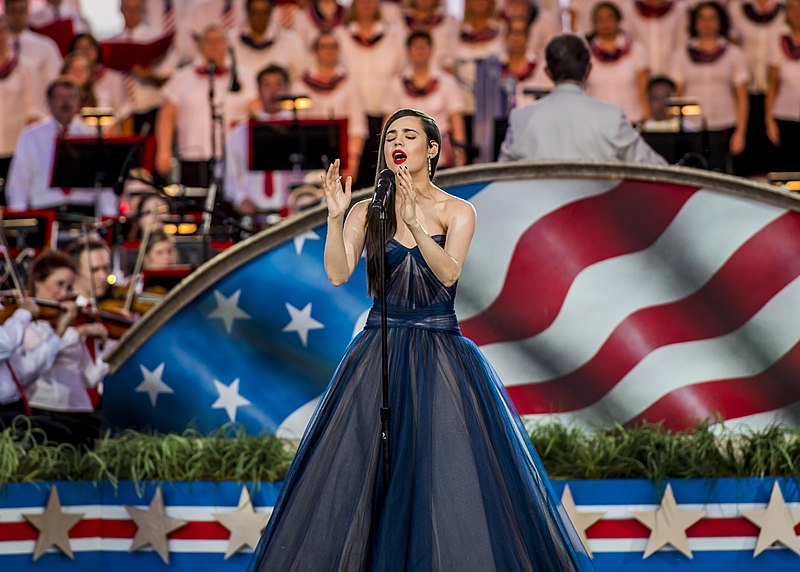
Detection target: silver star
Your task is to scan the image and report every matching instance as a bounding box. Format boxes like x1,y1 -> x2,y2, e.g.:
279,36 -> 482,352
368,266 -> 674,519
213,487 -> 270,559
135,363 -> 174,407
208,289 -> 251,334
282,302 -> 324,347
126,486 -> 187,565
23,486 -> 84,561
293,229 -> 320,255
212,377 -> 252,422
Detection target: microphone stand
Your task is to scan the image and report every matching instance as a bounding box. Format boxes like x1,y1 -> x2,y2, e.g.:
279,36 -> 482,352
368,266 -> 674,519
374,201 -> 391,494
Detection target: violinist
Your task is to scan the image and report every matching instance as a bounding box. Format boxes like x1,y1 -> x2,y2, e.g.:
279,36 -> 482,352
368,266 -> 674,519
126,193 -> 170,242
0,296 -> 40,424
65,236 -> 112,306
12,251 -> 108,446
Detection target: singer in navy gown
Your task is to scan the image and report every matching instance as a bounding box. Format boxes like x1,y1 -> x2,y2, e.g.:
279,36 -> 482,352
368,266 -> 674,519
248,109 -> 594,571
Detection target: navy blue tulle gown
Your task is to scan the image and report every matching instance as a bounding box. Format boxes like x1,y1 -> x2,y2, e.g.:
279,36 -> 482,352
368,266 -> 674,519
248,234 -> 594,571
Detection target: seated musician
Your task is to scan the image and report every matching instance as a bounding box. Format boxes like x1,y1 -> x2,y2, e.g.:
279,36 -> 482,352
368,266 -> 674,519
5,77 -> 119,217
65,237 -> 113,308
224,64 -> 296,218
143,229 -> 179,269
10,251 -> 108,446
126,192 -> 171,242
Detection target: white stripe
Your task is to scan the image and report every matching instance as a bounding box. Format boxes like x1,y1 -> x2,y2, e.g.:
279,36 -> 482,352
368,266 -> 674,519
483,190 -> 785,386
711,401 -> 800,432
525,275 -> 800,428
570,503 -> 789,519
587,536 -> 797,553
456,179 -> 618,320
0,504 -> 272,521
0,539 -> 247,555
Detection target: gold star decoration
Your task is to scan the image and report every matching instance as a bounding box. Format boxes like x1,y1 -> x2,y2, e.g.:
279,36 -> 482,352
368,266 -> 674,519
213,487 -> 270,559
560,484 -> 605,557
125,485 -> 187,564
22,485 -> 85,561
741,481 -> 800,557
633,483 -> 705,559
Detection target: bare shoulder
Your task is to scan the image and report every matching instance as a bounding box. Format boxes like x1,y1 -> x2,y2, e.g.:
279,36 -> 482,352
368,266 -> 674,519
437,190 -> 476,220
348,199 -> 371,221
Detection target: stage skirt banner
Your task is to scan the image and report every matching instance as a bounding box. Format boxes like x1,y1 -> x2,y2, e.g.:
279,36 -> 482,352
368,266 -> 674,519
1,478 -> 800,569
104,163 -> 800,436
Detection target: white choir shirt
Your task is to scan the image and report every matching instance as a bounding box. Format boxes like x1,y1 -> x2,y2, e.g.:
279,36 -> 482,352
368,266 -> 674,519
12,29 -> 62,115
93,66 -> 133,122
524,8 -> 563,59
109,23 -> 179,115
144,0 -> 191,34
292,66 -> 368,140
292,3 -> 348,50
6,116 -> 119,215
503,55 -> 553,108
230,18 -> 310,83
627,0 -> 688,76
161,61 -> 257,162
336,23 -> 405,117
454,20 -> 506,113
401,11 -> 459,70
586,36 -> 649,123
0,309 -> 33,405
383,67 -> 465,134
224,109 -> 298,212
729,0 -> 786,93
0,58 -> 39,157
767,29 -> 800,122
15,321 -> 106,413
670,40 -> 750,130
29,2 -> 91,34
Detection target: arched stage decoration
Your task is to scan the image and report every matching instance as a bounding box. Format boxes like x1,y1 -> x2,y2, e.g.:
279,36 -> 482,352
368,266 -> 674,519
105,161 -> 800,436
4,163 -> 800,571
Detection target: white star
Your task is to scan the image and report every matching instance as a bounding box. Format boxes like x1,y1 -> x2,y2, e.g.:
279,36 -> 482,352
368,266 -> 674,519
135,363 -> 174,407
211,378 -> 251,422
282,302 -> 324,347
208,289 -> 251,334
293,230 -> 320,255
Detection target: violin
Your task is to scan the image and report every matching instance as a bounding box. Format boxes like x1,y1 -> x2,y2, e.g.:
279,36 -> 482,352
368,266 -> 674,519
0,292 -> 136,340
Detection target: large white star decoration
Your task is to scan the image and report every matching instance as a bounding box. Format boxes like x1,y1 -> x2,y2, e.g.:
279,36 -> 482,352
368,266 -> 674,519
741,481 -> 800,557
212,377 -> 252,422
208,289 -> 252,334
136,363 -> 174,407
282,302 -> 324,347
633,484 -> 705,559
213,487 -> 270,559
126,486 -> 187,565
293,229 -> 320,255
560,485 -> 605,557
23,485 -> 84,561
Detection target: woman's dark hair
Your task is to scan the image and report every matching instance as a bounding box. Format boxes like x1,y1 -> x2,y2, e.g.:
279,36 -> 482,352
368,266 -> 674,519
145,229 -> 175,255
29,251 -> 77,293
69,33 -> 101,64
545,34 -> 591,83
406,29 -> 433,49
688,1 -> 730,39
591,1 -> 623,24
364,109 -> 440,296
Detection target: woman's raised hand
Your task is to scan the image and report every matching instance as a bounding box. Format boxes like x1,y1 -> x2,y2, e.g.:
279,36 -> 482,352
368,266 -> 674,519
322,159 -> 352,220
396,165 -> 418,227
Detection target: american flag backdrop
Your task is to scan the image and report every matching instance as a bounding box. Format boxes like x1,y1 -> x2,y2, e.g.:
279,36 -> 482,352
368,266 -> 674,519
104,165 -> 800,435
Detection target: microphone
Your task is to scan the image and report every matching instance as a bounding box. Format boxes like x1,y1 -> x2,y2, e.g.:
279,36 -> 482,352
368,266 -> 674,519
371,168 -> 395,211
207,60 -> 217,77
112,123 -> 150,196
228,46 -> 241,93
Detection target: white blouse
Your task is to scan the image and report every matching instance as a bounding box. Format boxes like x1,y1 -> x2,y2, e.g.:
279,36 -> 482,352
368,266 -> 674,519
767,29 -> 800,122
729,0 -> 786,92
586,37 -> 649,123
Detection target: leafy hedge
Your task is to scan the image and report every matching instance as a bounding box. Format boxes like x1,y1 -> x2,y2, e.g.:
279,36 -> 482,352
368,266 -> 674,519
1,418 -> 799,489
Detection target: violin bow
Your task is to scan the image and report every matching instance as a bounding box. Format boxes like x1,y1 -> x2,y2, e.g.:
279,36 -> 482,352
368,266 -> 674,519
0,211 -> 27,301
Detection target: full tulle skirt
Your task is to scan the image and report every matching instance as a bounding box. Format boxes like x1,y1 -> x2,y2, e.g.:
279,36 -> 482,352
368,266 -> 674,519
248,322 -> 593,571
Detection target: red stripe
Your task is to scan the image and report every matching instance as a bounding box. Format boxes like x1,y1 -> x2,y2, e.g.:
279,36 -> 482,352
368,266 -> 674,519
627,338 -> 800,430
507,213 -> 800,415
460,180 -> 697,346
0,519 -> 230,541
585,518 -> 771,539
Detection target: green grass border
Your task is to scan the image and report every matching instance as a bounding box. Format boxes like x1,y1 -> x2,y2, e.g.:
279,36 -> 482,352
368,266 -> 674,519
1,418 -> 798,489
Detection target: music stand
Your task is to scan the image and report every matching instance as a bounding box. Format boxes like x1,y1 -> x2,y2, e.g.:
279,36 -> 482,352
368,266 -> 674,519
248,118 -> 348,172
51,135 -> 143,189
